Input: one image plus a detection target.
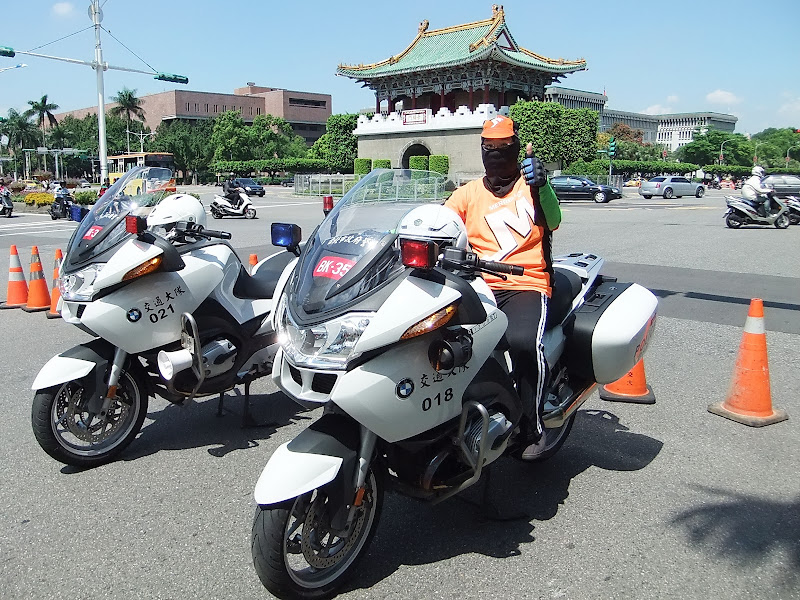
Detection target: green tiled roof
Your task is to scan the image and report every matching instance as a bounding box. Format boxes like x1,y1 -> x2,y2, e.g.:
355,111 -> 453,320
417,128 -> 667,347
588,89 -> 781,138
337,11 -> 585,79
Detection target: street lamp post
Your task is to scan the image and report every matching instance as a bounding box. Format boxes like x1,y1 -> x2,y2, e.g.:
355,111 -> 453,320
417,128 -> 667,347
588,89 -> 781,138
126,129 -> 157,153
720,139 -> 732,165
0,1 -> 187,184
786,144 -> 800,165
753,141 -> 765,164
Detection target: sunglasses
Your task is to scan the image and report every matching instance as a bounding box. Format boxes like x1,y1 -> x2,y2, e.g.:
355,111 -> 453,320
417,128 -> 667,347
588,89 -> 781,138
481,142 -> 515,151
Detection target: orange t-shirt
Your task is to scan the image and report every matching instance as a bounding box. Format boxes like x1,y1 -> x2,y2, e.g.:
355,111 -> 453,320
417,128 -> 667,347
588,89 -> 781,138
445,177 -> 551,295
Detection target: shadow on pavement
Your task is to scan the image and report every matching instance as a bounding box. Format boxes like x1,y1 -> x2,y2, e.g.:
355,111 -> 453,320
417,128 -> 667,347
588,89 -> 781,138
59,390 -> 309,474
672,486 -> 800,590
345,408 -> 663,593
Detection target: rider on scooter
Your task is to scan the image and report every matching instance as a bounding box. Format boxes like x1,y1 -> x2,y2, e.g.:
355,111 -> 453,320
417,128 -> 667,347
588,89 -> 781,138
742,166 -> 774,216
444,115 -> 561,461
223,174 -> 243,209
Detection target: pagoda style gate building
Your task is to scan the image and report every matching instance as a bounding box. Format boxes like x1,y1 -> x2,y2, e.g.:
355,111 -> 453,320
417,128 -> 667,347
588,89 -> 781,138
337,6 -> 587,178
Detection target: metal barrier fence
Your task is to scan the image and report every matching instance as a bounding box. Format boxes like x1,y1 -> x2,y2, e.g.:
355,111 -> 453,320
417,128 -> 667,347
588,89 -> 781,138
294,174 -> 361,197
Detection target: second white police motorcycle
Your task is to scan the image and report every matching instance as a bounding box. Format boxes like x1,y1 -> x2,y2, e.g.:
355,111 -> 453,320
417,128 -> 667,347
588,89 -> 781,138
31,167 -> 292,468
251,169 -> 658,599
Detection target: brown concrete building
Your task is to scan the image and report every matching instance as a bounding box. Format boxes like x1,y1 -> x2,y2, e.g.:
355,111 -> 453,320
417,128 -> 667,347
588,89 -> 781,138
55,84 -> 332,144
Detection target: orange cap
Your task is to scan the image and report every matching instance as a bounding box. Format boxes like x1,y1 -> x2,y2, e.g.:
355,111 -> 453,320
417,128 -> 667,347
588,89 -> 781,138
481,115 -> 515,139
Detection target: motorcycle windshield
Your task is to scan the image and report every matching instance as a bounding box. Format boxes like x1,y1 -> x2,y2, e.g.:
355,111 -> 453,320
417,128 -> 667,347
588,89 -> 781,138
63,166 -> 174,272
290,169 -> 447,317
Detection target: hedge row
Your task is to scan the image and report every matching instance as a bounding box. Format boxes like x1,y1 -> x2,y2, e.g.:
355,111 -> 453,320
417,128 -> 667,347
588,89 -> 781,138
354,158 -> 372,175
408,156 -> 429,171
212,157 -> 328,175
373,159 -> 391,169
563,159 -> 701,177
429,155 -> 449,176
701,165 -> 800,176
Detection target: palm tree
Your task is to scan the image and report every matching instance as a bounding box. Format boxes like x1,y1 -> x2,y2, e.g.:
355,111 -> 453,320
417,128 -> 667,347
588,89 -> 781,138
0,109 -> 39,177
109,88 -> 146,153
24,95 -> 59,171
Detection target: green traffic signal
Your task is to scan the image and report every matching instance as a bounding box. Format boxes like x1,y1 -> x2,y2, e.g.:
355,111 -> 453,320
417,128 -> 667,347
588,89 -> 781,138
0,46 -> 16,58
154,72 -> 188,84
609,136 -> 616,157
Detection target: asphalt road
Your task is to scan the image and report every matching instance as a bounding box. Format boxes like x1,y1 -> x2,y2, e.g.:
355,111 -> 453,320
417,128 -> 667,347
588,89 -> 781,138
0,187 -> 798,600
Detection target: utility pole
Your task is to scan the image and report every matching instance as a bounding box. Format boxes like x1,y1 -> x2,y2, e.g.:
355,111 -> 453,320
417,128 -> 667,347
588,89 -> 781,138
127,129 -> 157,153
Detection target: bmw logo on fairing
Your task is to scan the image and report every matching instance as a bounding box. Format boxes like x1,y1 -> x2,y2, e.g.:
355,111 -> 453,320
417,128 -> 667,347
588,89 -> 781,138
396,378 -> 414,398
127,308 -> 142,323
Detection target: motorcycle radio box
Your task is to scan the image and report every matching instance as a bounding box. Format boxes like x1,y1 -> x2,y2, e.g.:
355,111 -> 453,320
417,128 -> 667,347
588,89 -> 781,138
564,280 -> 658,384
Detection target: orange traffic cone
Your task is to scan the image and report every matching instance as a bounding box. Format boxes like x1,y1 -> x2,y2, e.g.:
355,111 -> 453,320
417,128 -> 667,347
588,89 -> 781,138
708,298 -> 788,427
22,246 -> 51,312
0,245 -> 29,309
46,248 -> 63,319
249,253 -> 258,274
599,358 -> 656,404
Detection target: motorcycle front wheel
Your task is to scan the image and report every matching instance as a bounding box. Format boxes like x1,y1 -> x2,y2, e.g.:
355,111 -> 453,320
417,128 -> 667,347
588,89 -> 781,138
31,365 -> 148,468
774,213 -> 790,229
245,207 -> 257,219
252,467 -> 383,600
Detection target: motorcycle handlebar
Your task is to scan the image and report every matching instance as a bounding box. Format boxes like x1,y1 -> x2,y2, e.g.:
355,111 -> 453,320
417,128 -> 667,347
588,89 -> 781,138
198,227 -> 231,240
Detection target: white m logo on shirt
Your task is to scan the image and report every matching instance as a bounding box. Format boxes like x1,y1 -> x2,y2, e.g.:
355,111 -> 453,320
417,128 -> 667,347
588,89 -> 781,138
484,198 -> 537,261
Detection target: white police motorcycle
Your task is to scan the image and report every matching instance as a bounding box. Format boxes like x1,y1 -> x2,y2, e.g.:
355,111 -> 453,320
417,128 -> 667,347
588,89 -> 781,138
251,169 -> 658,599
31,167 -> 292,467
210,187 -> 257,219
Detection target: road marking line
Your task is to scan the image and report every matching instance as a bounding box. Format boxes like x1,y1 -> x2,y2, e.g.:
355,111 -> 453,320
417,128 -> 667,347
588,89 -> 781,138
0,227 -> 77,237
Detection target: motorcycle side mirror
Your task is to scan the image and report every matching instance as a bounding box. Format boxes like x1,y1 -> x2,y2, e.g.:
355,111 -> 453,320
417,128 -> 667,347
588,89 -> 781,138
271,223 -> 302,256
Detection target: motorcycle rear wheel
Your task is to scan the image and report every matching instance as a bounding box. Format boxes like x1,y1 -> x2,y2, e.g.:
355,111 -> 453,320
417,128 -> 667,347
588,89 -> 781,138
725,213 -> 744,228
789,213 -> 800,225
31,365 -> 148,468
252,468 -> 383,600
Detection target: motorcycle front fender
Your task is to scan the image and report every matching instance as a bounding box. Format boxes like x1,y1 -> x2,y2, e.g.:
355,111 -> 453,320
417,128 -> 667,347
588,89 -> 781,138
31,339 -> 114,419
254,417 -> 358,507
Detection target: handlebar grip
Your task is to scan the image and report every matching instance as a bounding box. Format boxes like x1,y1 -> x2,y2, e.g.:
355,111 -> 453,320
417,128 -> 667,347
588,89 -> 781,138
480,260 -> 525,276
202,229 -> 232,240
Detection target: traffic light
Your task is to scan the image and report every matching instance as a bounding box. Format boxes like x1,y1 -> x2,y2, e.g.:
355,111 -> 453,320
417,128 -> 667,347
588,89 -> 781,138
154,72 -> 188,84
0,46 -> 15,58
608,136 -> 616,157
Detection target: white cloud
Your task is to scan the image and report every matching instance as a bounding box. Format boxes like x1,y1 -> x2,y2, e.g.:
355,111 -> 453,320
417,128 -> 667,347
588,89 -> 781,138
641,104 -> 674,115
706,90 -> 741,105
52,2 -> 74,17
666,95 -> 679,104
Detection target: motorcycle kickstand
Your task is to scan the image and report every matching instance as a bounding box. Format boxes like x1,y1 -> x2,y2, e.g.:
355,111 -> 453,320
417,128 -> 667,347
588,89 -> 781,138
240,381 -> 275,429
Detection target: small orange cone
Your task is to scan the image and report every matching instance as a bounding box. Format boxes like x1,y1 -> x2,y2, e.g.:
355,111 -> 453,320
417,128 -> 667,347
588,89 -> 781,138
708,299 -> 788,427
0,245 -> 28,309
22,246 -> 51,312
599,358 -> 655,404
249,253 -> 258,274
46,248 -> 63,319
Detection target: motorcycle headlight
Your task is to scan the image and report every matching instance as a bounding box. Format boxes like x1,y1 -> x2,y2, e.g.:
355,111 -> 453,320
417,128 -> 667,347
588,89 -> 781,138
276,296 -> 373,369
60,263 -> 104,301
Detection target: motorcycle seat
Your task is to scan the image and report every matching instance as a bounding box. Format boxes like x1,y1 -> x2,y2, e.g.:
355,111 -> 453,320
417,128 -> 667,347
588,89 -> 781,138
546,268 -> 583,330
233,251 -> 295,299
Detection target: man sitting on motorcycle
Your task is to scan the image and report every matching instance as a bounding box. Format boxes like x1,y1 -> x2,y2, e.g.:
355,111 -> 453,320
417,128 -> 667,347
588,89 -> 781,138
742,166 -> 774,216
223,174 -> 242,209
444,115 -> 561,461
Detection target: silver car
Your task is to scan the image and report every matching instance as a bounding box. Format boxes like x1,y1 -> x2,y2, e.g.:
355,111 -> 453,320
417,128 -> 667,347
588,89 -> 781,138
639,176 -> 705,199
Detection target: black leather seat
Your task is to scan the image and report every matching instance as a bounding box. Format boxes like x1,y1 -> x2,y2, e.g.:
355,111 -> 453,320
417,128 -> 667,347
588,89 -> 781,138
545,267 -> 583,330
233,251 -> 295,299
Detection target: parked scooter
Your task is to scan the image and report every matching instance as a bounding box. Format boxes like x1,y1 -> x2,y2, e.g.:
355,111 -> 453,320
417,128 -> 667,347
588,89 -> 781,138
785,196 -> 800,225
250,169 -> 658,599
31,167 -> 293,468
49,187 -> 74,220
0,185 -> 12,218
724,193 -> 791,228
210,188 -> 257,219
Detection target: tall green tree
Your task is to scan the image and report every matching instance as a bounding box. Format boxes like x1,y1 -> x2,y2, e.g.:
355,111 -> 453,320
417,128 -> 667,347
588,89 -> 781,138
675,129 -> 751,167
751,128 -> 800,168
0,108 -> 39,177
109,88 -> 146,153
24,94 -> 59,170
152,119 -> 213,184
323,114 -> 359,173
210,110 -> 250,162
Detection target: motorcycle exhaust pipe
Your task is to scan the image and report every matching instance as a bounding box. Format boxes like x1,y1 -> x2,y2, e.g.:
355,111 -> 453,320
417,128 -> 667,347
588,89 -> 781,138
157,349 -> 194,382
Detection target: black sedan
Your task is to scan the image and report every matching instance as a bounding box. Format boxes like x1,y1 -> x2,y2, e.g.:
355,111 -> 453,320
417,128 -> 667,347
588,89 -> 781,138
763,174 -> 800,198
549,176 -> 622,203
234,177 -> 265,197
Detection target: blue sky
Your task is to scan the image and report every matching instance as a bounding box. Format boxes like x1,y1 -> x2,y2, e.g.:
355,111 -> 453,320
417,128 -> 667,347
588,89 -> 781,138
1,0 -> 799,136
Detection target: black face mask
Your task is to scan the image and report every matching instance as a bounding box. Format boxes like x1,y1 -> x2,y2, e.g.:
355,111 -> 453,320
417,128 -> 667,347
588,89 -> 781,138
482,138 -> 521,197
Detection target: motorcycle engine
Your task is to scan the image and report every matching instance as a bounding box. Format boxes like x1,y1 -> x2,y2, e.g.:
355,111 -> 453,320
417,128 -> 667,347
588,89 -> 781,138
201,339 -> 237,378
